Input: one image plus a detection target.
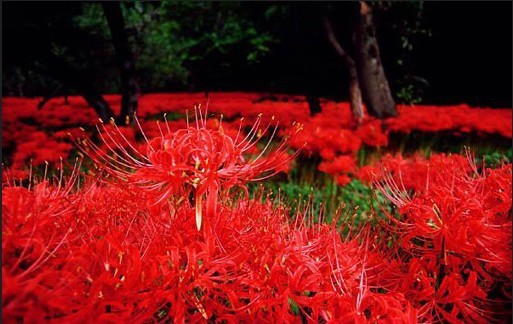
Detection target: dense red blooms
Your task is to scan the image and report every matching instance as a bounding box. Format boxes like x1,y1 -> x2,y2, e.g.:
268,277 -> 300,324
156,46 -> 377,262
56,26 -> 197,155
318,155 -> 358,185
11,131 -> 73,168
3,153 -> 511,322
357,152 -> 473,190
355,119 -> 389,147
370,153 -> 512,322
2,94 -> 511,322
3,94 -> 511,180
386,104 -> 513,137
78,109 -> 301,231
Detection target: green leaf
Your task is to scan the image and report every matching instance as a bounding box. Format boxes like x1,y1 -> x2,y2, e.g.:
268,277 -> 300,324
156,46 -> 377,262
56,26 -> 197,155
288,298 -> 299,315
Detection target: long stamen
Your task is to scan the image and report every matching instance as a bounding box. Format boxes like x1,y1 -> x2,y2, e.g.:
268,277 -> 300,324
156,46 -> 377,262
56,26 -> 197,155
195,192 -> 203,231
134,115 -> 155,153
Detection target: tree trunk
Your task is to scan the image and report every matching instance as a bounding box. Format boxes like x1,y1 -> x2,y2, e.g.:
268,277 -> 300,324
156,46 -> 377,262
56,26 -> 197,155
353,1 -> 397,118
323,15 -> 364,123
306,96 -> 322,116
347,67 -> 364,123
102,2 -> 139,125
36,52 -> 115,122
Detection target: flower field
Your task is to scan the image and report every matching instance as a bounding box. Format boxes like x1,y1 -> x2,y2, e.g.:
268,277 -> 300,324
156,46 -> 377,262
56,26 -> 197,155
2,93 -> 512,323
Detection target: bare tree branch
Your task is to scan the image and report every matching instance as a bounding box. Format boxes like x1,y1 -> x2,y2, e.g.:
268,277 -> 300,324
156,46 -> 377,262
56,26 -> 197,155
323,14 -> 364,123
323,15 -> 355,69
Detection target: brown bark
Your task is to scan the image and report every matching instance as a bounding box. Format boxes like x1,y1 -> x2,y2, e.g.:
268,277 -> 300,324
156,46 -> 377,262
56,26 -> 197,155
353,1 -> 397,118
323,15 -> 364,123
102,2 -> 139,125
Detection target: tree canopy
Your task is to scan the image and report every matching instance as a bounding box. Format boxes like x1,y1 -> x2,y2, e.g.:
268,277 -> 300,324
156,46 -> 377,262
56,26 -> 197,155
3,1 -> 511,108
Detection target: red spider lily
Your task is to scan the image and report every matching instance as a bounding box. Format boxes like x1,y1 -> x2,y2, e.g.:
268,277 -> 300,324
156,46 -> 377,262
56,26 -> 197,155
318,155 -> 357,185
2,163 -> 83,322
318,155 -> 357,175
2,93 -> 512,322
2,150 -> 511,322
371,152 -> 512,322
8,131 -> 73,168
3,94 -> 511,175
355,119 -> 389,148
76,107 -> 302,231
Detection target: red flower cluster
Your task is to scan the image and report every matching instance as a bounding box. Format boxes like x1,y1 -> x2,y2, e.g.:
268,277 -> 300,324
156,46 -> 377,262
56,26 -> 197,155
357,152 -> 473,190
386,104 -> 512,137
3,94 -> 511,178
78,108 -> 301,231
3,113 -> 511,322
318,155 -> 358,185
370,152 -> 512,322
11,131 -> 73,169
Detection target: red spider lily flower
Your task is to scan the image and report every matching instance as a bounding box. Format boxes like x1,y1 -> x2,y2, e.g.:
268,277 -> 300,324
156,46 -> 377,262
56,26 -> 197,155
2,163 -> 84,322
318,155 -> 357,186
372,151 -> 512,322
355,119 -> 389,148
77,107 -> 303,231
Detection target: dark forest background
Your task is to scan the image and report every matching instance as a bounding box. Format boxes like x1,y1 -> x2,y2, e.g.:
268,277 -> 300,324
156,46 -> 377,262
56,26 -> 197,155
3,1 -> 512,108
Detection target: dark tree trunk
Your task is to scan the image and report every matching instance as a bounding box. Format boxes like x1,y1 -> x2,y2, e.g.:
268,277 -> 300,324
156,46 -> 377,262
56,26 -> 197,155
306,96 -> 322,116
102,2 -> 139,125
353,1 -> 397,118
36,52 -> 115,122
323,15 -> 364,123
37,84 -> 70,110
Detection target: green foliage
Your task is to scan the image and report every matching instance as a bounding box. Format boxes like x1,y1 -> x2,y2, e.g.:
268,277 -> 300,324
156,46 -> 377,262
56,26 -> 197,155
340,179 -> 391,218
74,3 -> 109,32
477,149 -> 512,168
74,1 -> 274,90
396,83 -> 424,105
254,160 -> 392,226
288,298 -> 299,316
